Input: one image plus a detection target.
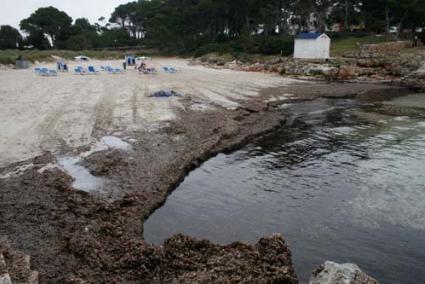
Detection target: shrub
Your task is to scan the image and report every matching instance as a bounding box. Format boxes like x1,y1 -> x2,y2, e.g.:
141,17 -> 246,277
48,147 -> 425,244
65,35 -> 93,51
257,36 -> 294,56
194,43 -> 233,57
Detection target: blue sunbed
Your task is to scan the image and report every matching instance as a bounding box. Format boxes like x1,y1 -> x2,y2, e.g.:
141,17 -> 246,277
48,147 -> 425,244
163,66 -> 177,73
88,66 -> 100,74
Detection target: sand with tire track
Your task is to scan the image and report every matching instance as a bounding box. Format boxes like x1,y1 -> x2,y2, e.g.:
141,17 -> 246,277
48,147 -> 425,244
0,58 -> 298,168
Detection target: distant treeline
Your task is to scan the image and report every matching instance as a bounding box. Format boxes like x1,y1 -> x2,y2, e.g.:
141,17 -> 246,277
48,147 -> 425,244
1,0 -> 425,55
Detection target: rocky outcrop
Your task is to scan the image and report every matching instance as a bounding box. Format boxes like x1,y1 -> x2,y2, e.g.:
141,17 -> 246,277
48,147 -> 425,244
158,234 -> 298,283
192,41 -> 425,87
309,261 -> 378,284
65,233 -> 298,283
401,62 -> 425,90
0,240 -> 38,284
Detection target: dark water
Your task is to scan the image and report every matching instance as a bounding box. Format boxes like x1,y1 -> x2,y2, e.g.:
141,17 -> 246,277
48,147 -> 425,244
144,96 -> 425,283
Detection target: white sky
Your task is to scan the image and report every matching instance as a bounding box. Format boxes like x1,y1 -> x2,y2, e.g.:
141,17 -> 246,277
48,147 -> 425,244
0,0 -> 134,30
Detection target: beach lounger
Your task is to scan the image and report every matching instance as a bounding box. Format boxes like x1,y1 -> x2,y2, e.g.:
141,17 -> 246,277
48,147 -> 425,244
139,66 -> 157,74
104,66 -> 115,74
104,66 -> 123,74
34,67 -> 41,73
38,68 -> 57,76
88,66 -> 100,75
74,66 -> 87,75
149,90 -> 182,98
163,66 -> 177,73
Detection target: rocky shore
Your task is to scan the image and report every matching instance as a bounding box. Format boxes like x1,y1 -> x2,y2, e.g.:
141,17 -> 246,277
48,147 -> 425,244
0,59 -> 403,283
193,42 -> 425,91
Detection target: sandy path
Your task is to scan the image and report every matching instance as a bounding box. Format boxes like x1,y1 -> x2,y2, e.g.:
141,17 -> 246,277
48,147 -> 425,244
0,58 -> 297,167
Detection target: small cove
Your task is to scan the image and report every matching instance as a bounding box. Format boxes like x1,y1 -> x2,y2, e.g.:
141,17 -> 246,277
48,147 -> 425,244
144,94 -> 425,283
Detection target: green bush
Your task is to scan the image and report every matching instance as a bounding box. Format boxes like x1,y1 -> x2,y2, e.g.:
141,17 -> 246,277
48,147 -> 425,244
194,43 -> 233,57
327,32 -> 372,40
65,35 -> 93,51
193,36 -> 295,57
258,36 -> 294,56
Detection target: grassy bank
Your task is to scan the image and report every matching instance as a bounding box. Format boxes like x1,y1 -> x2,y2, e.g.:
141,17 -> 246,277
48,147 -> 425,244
330,35 -> 392,56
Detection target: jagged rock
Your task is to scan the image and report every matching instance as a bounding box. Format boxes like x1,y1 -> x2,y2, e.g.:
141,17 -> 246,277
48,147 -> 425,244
336,67 -> 357,80
159,233 -> 298,283
246,63 -> 267,72
309,261 -> 378,284
304,65 -> 338,77
406,62 -> 425,79
356,59 -> 391,69
225,60 -> 242,71
400,62 -> 425,90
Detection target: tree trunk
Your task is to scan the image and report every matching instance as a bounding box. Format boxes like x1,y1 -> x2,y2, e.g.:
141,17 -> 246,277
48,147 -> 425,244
344,0 -> 350,31
396,10 -> 409,41
385,7 -> 390,35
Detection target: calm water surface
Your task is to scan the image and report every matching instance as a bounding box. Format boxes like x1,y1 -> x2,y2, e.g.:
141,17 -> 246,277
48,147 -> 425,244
144,95 -> 425,283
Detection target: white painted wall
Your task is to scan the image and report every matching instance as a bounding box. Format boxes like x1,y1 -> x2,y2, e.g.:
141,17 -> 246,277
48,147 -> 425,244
294,34 -> 331,59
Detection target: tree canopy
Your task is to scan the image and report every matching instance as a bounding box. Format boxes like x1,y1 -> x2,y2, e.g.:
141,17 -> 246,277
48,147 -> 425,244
20,6 -> 73,49
1,0 -> 424,53
0,25 -> 22,49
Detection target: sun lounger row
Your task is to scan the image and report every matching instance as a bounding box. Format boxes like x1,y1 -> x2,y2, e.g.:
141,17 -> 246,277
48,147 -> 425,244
34,65 -> 178,77
34,67 -> 58,76
73,66 -> 124,75
163,66 -> 177,73
100,66 -> 124,74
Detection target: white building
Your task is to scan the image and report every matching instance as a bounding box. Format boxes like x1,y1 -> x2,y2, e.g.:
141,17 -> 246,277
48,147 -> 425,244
294,33 -> 331,59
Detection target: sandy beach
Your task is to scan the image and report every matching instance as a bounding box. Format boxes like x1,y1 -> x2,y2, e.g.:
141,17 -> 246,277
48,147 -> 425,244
0,58 -> 298,168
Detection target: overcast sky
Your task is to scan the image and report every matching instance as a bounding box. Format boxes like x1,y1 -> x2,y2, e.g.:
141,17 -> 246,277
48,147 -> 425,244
0,0 -> 134,30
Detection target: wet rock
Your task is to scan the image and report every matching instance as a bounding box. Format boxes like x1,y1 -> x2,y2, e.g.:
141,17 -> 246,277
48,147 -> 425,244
309,261 -> 378,284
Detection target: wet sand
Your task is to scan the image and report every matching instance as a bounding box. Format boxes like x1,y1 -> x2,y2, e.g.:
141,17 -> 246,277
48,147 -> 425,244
0,58 -> 402,283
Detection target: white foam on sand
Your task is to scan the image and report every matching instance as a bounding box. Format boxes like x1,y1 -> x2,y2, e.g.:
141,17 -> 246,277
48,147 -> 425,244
58,156 -> 103,192
57,136 -> 132,192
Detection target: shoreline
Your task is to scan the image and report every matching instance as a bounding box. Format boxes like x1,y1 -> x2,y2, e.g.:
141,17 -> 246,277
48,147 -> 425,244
0,60 -> 407,282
